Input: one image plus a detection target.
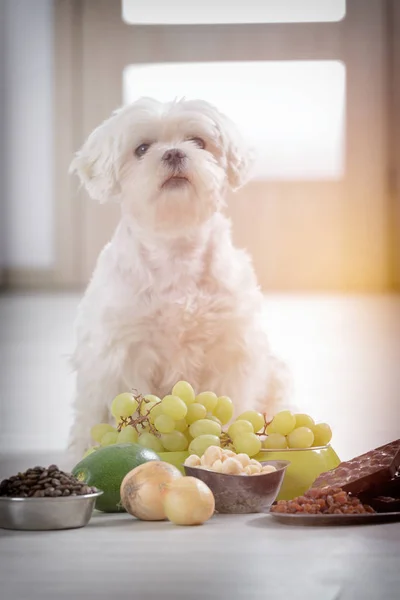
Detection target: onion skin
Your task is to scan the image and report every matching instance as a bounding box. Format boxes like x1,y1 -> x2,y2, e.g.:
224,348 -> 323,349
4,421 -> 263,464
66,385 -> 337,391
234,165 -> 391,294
120,461 -> 182,521
162,476 -> 215,526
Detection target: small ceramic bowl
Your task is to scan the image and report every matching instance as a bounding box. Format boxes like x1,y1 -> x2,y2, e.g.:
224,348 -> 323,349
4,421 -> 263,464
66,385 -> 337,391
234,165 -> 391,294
184,460 -> 289,514
253,445 -> 341,500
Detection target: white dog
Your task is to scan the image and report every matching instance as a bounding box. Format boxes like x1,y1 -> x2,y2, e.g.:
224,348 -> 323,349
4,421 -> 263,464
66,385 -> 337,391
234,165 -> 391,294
67,97 -> 288,464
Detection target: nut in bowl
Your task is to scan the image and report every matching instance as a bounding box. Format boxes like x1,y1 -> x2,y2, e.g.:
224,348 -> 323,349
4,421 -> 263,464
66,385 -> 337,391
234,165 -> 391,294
184,458 -> 289,514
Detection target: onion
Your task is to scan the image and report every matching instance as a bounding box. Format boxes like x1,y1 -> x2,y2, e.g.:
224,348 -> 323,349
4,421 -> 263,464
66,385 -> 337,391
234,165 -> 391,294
120,461 -> 182,521
162,476 -> 215,525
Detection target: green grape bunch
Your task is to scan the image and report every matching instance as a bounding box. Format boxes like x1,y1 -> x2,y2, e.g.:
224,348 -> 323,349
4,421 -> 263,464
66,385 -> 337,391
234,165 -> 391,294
86,380 -> 332,460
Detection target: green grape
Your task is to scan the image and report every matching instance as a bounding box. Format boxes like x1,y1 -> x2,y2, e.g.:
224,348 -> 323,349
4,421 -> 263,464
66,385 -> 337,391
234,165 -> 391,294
161,395 -> 188,420
188,434 -> 220,457
154,414 -> 175,434
213,396 -> 234,425
228,419 -> 254,439
140,400 -> 158,416
196,391 -> 218,412
236,410 -> 265,433
208,415 -> 222,425
91,423 -> 117,443
263,433 -> 288,449
138,432 -> 164,453
287,427 -> 314,448
174,418 -> 188,432
111,393 -> 138,419
117,425 -> 138,444
269,410 -> 296,436
295,413 -> 315,429
184,429 -> 193,444
233,433 -> 262,457
172,381 -> 196,405
144,394 -> 161,404
186,402 -> 207,424
189,418 -> 222,439
83,447 -> 97,458
100,431 -> 119,447
137,422 -> 150,434
148,402 -> 164,423
161,431 -> 189,452
312,423 -> 332,446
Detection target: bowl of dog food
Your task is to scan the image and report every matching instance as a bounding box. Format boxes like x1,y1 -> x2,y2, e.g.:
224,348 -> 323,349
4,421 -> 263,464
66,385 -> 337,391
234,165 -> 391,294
0,464 -> 103,530
183,446 -> 289,513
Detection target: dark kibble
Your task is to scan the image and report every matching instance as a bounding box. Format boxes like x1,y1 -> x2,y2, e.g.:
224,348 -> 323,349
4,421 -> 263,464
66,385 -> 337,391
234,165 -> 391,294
0,465 -> 99,499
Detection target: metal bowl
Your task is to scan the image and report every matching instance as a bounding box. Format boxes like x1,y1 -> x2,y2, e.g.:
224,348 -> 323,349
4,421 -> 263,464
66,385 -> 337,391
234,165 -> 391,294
184,460 -> 289,514
0,491 -> 103,531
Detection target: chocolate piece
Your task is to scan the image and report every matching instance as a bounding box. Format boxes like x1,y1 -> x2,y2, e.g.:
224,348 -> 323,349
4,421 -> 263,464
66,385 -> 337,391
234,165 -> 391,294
360,496 -> 400,513
312,440 -> 400,495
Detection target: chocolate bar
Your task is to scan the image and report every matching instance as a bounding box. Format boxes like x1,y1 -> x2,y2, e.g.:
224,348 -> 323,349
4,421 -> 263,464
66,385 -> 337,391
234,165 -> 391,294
312,440 -> 400,495
359,476 -> 400,513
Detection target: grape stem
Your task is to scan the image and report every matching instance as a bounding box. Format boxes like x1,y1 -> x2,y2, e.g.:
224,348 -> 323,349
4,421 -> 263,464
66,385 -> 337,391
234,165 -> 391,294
116,392 -> 161,438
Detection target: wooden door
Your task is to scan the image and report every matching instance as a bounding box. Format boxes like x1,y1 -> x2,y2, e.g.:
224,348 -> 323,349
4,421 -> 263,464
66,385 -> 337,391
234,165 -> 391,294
62,0 -> 391,291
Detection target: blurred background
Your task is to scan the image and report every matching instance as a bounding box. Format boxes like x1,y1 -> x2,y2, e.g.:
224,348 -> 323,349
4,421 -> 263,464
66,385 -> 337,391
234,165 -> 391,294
0,0 -> 399,469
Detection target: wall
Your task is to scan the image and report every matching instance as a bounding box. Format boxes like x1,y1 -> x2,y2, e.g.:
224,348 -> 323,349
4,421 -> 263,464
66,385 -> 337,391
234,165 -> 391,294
3,0 -> 54,270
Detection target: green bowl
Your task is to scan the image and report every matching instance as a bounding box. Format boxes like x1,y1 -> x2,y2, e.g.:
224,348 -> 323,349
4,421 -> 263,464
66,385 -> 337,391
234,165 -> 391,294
253,445 -> 341,500
158,451 -> 190,474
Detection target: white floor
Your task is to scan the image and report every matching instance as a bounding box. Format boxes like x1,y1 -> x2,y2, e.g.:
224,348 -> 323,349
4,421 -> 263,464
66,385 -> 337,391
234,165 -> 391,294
0,293 -> 399,467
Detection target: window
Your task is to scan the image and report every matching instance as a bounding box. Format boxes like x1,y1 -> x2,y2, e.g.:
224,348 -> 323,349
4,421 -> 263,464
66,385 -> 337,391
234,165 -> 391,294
122,0 -> 346,25
123,61 -> 346,180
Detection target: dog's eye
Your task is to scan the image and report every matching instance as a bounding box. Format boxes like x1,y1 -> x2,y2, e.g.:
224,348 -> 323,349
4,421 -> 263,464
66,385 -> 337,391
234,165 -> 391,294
134,143 -> 151,158
189,137 -> 206,150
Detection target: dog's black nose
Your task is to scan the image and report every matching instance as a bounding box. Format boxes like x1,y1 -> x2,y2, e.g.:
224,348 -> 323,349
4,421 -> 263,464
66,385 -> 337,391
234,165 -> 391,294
162,148 -> 186,167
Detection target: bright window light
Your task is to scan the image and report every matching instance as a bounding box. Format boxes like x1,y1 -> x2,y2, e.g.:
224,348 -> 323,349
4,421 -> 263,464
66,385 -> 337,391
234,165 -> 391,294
122,0 -> 346,25
123,61 -> 346,180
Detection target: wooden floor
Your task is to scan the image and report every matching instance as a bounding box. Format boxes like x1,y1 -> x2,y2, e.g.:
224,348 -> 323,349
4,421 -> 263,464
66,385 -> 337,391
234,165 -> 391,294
0,293 -> 399,473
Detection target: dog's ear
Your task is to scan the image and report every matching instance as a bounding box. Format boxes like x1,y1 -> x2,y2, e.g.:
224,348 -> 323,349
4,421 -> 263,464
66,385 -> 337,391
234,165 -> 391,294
69,117 -> 122,204
212,109 -> 254,191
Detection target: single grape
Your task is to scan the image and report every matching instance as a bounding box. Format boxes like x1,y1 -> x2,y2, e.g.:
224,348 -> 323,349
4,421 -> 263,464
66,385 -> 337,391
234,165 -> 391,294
83,447 -> 97,458
184,429 -> 193,444
117,425 -> 139,444
144,394 -> 161,404
161,395 -> 188,420
294,413 -> 315,429
213,396 -> 234,425
174,418 -> 188,432
111,393 -> 138,419
188,434 -> 221,457
148,402 -> 164,423
236,410 -> 265,433
189,418 -> 222,439
100,431 -> 119,446
228,419 -> 254,439
154,414 -> 176,434
287,427 -> 314,448
312,423 -> 332,446
138,432 -> 164,453
196,391 -> 218,413
186,402 -> 207,424
161,431 -> 189,452
140,400 -> 158,416
208,415 -> 222,425
269,410 -> 296,436
172,381 -> 196,405
233,433 -> 262,457
91,423 -> 117,443
263,433 -> 288,449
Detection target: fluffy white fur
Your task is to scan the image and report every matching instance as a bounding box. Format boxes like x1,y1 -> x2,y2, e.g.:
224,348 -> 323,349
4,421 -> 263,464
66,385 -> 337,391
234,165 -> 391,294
67,97 -> 288,464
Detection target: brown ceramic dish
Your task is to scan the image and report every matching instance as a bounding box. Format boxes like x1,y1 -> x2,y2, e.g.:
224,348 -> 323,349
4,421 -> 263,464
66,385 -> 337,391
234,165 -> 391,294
184,460 -> 289,514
